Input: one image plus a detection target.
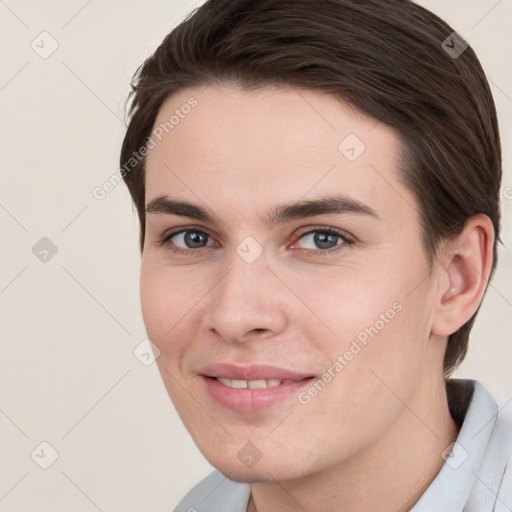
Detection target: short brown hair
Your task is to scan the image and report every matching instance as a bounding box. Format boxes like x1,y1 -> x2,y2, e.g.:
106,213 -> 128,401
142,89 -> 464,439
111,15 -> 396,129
120,0 -> 502,378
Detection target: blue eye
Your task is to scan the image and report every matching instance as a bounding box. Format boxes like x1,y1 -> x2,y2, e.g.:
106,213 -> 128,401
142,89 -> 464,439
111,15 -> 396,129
160,229 -> 213,253
295,228 -> 352,254
159,226 -> 353,256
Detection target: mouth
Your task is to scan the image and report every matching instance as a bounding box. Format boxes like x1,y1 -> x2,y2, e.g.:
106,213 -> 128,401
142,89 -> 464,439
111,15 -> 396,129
198,364 -> 316,412
198,362 -> 314,382
212,377 -> 301,389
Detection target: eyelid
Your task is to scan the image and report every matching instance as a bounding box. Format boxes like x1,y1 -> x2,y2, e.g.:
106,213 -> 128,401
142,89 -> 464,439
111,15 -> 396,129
293,225 -> 354,242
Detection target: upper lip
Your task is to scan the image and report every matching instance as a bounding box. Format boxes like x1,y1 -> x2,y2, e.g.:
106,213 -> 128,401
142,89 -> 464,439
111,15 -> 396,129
199,363 -> 314,381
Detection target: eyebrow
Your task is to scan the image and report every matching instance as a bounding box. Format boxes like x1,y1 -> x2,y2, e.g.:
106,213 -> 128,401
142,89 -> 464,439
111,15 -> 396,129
145,194 -> 379,228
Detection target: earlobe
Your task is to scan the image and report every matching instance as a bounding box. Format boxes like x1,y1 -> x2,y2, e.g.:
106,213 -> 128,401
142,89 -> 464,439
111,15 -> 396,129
432,215 -> 494,336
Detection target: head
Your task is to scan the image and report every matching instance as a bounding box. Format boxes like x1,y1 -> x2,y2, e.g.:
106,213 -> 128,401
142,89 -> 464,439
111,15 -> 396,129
120,0 -> 501,483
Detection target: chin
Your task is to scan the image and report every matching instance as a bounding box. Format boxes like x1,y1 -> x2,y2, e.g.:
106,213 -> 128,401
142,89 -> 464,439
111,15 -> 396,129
213,463 -> 295,484
204,447 -> 318,484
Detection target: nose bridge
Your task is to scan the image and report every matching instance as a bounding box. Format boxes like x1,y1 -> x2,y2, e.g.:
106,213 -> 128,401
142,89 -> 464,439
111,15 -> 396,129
218,233 -> 270,300
205,244 -> 285,343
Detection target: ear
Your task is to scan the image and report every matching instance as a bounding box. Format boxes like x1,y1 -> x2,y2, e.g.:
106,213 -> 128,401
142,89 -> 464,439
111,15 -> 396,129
431,214 -> 495,337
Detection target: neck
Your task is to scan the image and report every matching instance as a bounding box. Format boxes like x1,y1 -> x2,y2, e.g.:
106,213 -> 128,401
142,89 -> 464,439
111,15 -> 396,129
248,373 -> 459,512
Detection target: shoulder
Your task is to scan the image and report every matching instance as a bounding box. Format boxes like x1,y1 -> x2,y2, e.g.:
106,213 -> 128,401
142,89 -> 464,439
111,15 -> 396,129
466,381 -> 512,510
486,400 -> 512,509
173,470 -> 251,512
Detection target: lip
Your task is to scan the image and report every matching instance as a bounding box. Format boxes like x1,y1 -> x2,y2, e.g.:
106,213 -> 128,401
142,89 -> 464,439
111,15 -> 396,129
198,363 -> 315,412
198,363 -> 313,381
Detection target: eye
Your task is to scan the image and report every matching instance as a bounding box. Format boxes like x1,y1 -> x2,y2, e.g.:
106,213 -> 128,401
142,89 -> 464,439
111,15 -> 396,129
159,228 -> 215,254
293,227 -> 353,254
159,226 -> 353,256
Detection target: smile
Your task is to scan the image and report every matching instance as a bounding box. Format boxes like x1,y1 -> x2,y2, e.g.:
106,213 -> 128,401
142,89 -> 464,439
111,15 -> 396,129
215,377 -> 298,389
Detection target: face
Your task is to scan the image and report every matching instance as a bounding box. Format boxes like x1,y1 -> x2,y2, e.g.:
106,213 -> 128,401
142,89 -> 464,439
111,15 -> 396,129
141,85 -> 441,482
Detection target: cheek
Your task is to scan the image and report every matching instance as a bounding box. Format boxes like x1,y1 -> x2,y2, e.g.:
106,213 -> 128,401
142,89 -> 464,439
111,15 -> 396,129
292,281 -> 429,447
140,266 -> 167,339
140,261 -> 196,339
291,266 -> 399,343
139,265 -> 192,407
294,256 -> 432,383
139,263 -> 188,370
139,261 -> 217,381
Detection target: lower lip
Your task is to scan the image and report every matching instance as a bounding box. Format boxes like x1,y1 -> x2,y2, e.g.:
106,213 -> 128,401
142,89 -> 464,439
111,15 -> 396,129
201,376 -> 314,412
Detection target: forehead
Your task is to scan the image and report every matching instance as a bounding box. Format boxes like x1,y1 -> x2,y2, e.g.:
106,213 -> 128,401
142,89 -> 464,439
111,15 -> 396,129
144,85 -> 417,227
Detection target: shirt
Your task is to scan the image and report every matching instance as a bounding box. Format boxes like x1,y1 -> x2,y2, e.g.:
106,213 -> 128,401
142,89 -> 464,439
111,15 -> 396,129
173,379 -> 512,511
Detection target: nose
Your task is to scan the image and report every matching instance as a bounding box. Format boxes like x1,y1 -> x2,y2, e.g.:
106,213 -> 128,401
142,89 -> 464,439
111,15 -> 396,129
203,254 -> 288,345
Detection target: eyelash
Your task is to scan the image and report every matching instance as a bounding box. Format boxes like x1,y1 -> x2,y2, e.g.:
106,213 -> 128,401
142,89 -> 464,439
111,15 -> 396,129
158,226 -> 354,257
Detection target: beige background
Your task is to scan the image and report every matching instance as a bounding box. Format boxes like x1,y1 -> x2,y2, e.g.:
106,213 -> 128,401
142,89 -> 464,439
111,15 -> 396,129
0,0 -> 511,510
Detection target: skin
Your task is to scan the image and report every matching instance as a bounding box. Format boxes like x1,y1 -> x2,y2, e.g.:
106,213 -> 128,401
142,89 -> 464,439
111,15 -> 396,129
140,85 -> 494,512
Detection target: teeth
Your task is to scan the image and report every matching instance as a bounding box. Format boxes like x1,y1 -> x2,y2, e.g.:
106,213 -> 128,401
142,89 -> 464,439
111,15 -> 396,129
245,379 -> 265,389
215,377 -> 284,388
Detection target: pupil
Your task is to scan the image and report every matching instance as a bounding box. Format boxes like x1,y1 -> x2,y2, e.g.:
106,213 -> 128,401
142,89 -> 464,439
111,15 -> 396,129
185,231 -> 207,248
